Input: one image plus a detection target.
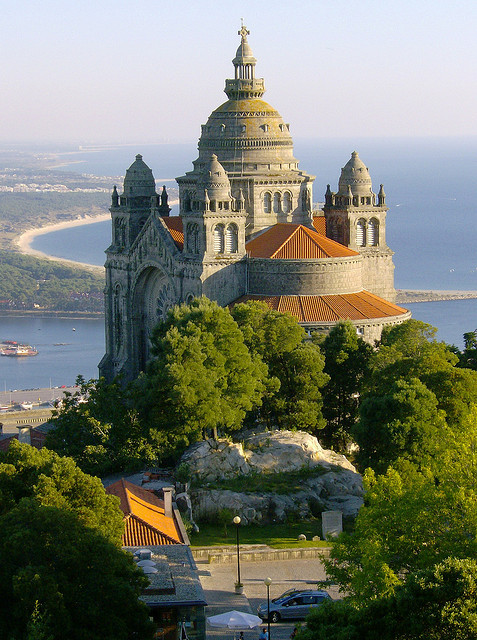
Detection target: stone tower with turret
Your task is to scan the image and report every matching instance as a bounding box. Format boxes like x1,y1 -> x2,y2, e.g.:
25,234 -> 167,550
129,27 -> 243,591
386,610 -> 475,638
323,151 -> 395,302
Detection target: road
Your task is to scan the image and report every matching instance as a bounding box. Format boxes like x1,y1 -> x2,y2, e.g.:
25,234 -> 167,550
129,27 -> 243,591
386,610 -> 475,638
198,557 -> 340,640
0,386 -> 80,433
0,386 -> 79,406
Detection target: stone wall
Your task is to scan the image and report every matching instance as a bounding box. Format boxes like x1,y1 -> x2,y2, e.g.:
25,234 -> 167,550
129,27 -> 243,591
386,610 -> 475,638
247,256 -> 363,296
360,252 -> 396,302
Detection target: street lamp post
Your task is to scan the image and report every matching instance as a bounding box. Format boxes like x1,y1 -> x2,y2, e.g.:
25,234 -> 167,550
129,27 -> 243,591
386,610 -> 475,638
233,515 -> 241,588
264,577 -> 272,640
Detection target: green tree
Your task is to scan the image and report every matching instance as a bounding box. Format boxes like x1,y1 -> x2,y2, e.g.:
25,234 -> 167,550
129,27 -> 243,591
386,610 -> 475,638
231,301 -> 328,431
0,440 -> 123,545
301,558 -> 477,640
455,330 -> 477,370
370,320 -> 458,387
325,463 -> 477,602
136,297 -> 267,451
423,366 -> 477,427
0,499 -> 153,640
317,321 -> 372,450
354,378 -> 446,473
47,377 -> 159,476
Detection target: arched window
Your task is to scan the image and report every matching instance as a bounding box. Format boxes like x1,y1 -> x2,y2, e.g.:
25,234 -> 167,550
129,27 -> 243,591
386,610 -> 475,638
213,224 -> 224,253
356,219 -> 366,247
225,224 -> 238,253
368,218 -> 379,246
273,192 -> 281,214
283,191 -> 292,214
263,192 -> 271,213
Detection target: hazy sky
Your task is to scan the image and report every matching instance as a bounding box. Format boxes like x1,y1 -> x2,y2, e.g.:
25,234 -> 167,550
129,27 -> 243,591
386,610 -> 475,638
2,0 -> 476,144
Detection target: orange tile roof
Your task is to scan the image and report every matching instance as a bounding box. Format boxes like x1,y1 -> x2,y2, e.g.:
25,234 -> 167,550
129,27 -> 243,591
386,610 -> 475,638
246,224 -> 358,259
312,216 -> 326,235
232,291 -> 409,322
162,216 -> 184,251
106,479 -> 183,546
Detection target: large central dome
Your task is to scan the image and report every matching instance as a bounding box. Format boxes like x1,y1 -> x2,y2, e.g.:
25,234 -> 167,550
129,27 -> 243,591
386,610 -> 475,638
178,24 -> 316,235
196,25 -> 298,175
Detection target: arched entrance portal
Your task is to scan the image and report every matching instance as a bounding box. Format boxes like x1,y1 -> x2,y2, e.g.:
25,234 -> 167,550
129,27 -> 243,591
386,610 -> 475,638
132,267 -> 176,375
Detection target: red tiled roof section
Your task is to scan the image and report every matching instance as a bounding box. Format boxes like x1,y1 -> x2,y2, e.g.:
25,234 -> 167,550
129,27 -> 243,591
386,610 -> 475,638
246,224 -> 358,259
233,292 -> 408,322
312,216 -> 326,235
0,430 -> 47,451
106,478 -> 184,546
162,216 -> 184,251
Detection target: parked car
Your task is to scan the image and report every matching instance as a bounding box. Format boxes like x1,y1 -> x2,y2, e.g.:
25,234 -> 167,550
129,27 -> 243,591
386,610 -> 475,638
257,589 -> 331,622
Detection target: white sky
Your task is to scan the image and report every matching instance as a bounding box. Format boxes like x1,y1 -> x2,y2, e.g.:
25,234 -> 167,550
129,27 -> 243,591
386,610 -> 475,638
1,0 -> 476,144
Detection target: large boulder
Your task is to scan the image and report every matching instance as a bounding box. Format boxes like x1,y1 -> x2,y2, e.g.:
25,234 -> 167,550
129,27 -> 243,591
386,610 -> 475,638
179,431 -> 364,521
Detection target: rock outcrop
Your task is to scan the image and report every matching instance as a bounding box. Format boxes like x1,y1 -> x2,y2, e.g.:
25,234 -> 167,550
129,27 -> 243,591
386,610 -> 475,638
179,431 -> 363,522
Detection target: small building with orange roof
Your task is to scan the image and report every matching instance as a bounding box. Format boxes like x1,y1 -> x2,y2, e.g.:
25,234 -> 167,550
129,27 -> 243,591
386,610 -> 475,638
105,478 -> 189,546
106,479 -> 206,640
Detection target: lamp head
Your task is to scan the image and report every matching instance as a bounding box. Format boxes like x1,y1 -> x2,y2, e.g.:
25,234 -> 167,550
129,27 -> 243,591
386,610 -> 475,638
233,515 -> 241,525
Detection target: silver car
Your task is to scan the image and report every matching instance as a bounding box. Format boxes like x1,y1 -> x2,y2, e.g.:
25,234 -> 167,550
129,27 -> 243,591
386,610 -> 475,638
257,589 -> 331,622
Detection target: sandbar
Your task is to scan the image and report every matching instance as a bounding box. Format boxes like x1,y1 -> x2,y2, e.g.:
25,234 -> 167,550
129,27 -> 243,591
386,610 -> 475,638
14,214 -> 110,272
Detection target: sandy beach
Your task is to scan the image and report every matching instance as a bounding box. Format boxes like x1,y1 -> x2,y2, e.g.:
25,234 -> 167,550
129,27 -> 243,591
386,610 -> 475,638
14,213 -> 110,272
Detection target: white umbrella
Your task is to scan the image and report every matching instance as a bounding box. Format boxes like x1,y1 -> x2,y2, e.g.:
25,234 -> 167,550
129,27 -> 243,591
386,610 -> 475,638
207,610 -> 263,629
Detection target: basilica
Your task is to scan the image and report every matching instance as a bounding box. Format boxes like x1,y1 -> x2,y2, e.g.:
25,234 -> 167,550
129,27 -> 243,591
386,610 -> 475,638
99,26 -> 410,383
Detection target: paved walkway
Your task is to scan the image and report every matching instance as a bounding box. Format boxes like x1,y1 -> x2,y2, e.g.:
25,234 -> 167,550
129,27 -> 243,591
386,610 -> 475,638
197,557 -> 340,640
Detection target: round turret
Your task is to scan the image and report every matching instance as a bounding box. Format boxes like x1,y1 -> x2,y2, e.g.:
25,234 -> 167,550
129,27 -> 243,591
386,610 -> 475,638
196,154 -> 231,200
123,154 -> 157,197
337,151 -> 374,198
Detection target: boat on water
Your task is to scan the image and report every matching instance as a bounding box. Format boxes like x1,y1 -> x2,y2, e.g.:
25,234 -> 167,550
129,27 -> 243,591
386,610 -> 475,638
0,341 -> 38,357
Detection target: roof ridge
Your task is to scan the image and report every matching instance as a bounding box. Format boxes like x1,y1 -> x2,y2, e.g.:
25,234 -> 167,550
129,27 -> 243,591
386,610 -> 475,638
300,225 -> 331,256
122,478 -> 133,515
269,224 -> 300,259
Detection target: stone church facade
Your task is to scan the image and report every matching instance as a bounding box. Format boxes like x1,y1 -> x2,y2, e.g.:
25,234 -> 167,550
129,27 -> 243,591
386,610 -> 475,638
99,26 -> 410,383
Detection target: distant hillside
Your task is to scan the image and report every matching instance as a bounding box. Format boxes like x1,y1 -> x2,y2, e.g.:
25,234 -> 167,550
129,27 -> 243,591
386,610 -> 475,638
0,250 -> 104,312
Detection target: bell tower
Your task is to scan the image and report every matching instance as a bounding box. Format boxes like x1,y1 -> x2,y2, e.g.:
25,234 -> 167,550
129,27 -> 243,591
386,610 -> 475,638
323,151 -> 395,302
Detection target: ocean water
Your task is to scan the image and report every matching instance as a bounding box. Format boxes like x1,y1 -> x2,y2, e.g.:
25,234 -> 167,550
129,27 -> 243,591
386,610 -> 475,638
0,316 -> 104,390
20,138 -> 477,389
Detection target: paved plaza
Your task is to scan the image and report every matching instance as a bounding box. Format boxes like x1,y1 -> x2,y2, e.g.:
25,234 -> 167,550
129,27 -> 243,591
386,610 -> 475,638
197,557 -> 340,640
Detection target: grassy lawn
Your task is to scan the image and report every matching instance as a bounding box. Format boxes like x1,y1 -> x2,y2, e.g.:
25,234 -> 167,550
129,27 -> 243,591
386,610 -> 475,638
189,520 -> 332,548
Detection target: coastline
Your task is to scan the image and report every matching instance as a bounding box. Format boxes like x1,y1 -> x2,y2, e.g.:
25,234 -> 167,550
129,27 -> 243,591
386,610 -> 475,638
14,214 -> 110,273
396,290 -> 477,303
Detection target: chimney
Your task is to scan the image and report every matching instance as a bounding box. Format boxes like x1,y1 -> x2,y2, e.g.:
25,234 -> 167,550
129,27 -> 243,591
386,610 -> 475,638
163,486 -> 174,518
17,425 -> 32,445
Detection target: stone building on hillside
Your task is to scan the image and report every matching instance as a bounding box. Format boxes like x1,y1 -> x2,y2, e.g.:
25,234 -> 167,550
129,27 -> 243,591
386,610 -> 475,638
99,25 -> 410,383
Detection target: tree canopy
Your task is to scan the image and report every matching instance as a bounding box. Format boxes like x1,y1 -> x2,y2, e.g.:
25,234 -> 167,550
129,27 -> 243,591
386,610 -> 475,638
231,300 -> 328,431
354,378 -> 446,473
0,499 -> 153,640
317,321 -> 372,449
136,297 -> 268,449
301,557 -> 477,640
0,440 -> 124,545
46,376 -> 159,477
